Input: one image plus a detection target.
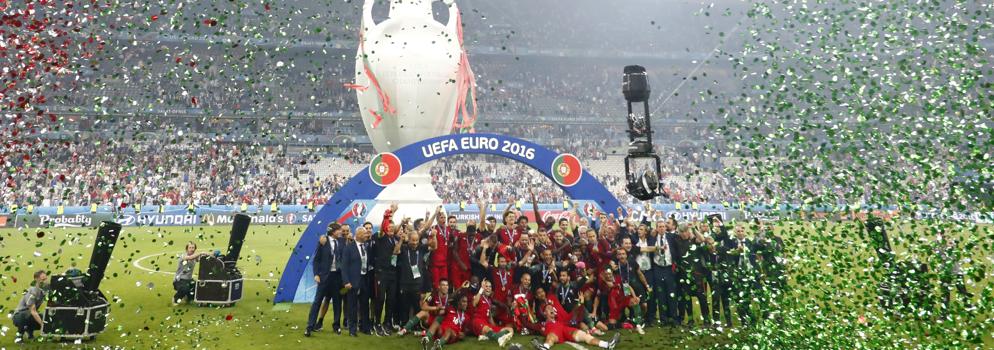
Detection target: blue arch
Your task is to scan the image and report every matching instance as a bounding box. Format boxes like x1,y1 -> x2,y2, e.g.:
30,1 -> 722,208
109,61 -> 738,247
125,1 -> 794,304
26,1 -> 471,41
274,133 -> 621,303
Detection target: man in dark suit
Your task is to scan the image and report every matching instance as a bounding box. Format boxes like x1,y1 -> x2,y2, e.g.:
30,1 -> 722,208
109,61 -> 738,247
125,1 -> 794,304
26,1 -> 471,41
306,223 -> 342,336
649,218 -> 680,326
342,226 -> 373,336
672,224 -> 694,326
752,219 -> 785,322
321,223 -> 348,333
708,215 -> 733,327
724,224 -> 758,326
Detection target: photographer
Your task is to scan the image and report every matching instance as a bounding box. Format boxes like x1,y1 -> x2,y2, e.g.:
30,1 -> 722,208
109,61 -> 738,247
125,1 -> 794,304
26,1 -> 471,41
12,270 -> 48,341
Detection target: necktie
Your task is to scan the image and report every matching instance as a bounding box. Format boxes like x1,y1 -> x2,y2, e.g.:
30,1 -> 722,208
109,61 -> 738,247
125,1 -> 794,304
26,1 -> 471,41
359,244 -> 366,273
331,240 -> 337,271
739,240 -> 748,268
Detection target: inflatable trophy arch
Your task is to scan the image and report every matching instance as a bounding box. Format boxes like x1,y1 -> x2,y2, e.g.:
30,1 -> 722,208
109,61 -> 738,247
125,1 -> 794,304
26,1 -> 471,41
275,134 -> 623,303
273,0 -> 620,303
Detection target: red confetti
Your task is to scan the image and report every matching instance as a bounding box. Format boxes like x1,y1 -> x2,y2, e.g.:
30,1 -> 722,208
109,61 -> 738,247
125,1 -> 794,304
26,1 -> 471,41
150,15 -> 158,22
264,3 -> 271,11
225,314 -> 233,321
11,277 -> 16,283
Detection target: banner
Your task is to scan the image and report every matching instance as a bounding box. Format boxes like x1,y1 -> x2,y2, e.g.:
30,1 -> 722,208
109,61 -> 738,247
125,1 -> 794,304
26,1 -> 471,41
5,206 -> 990,229
13,213 -> 115,228
201,212 -> 316,226
448,209 -> 576,225
115,213 -> 201,227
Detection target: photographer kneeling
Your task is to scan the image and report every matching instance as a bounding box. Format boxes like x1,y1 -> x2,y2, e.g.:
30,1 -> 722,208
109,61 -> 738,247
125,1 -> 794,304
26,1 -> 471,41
12,270 -> 48,341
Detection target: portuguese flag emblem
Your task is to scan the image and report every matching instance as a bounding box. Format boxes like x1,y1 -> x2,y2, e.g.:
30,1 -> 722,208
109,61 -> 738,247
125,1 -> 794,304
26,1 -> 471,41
369,153 -> 402,186
551,154 -> 582,187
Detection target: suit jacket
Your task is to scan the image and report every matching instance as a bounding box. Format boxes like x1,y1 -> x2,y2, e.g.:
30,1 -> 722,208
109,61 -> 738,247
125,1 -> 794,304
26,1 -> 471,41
329,237 -> 346,273
723,238 -> 757,269
313,237 -> 333,278
647,232 -> 680,268
341,241 -> 368,287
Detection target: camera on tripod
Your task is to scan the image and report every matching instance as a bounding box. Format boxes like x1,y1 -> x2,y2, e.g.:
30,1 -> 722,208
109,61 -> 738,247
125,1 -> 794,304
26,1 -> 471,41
622,65 -> 664,201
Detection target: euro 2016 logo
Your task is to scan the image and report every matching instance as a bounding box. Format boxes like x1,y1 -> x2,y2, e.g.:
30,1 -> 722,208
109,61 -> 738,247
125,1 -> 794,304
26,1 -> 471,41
551,154 -> 582,187
369,153 -> 402,186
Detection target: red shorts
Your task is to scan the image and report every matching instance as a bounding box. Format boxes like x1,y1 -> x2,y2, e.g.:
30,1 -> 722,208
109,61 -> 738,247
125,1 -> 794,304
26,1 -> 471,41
608,294 -> 636,321
494,309 -> 513,328
431,265 -> 449,288
544,323 -> 579,344
438,323 -> 464,342
448,265 -> 470,289
469,318 -> 497,336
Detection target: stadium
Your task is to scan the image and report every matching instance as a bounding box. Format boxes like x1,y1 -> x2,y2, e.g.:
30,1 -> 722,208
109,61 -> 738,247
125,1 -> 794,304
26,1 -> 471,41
1,0 -> 992,349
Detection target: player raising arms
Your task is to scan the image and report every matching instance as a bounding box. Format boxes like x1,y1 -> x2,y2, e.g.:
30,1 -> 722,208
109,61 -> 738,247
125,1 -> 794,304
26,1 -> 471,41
531,304 -> 621,350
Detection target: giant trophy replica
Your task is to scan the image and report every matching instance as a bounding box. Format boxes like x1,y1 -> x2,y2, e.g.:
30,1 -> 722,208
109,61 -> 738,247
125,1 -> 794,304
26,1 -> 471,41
352,0 -> 475,221
42,221 -> 121,340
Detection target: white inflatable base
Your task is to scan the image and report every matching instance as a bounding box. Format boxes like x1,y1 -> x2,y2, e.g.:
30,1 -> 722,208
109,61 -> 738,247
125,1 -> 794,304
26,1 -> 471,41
363,168 -> 444,227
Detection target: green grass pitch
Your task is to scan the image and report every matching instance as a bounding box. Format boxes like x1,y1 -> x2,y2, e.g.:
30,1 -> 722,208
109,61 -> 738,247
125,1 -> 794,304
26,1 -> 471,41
0,223 -> 990,349
0,225 -> 729,349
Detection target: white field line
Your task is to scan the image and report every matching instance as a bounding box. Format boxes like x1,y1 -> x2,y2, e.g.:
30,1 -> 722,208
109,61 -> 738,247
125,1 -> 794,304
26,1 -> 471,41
132,251 -> 277,282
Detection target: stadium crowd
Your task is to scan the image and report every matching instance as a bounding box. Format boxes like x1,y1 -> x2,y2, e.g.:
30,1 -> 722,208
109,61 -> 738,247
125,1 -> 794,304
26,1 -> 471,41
3,123 -> 743,211
295,200 -> 788,350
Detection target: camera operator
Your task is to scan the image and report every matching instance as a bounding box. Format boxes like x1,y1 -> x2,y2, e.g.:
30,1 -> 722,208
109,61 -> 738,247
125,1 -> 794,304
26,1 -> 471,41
174,241 -> 209,305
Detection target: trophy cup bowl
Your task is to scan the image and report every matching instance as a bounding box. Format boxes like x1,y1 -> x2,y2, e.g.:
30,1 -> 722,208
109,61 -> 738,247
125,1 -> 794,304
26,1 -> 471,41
354,0 -> 462,221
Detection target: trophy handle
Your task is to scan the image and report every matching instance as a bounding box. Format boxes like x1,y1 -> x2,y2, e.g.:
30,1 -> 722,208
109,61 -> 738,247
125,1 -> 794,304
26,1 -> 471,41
361,0 -> 376,34
445,0 -> 459,35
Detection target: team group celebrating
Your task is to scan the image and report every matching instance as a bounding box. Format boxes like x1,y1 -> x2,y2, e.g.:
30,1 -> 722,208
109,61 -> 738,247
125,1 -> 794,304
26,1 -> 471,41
303,190 -> 786,350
